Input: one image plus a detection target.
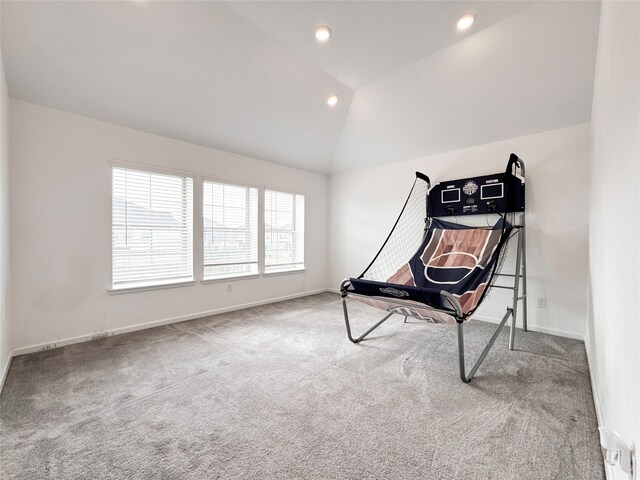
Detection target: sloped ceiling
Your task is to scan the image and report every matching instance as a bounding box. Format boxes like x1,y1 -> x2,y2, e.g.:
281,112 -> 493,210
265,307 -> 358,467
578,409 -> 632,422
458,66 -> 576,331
332,1 -> 601,172
225,1 -> 533,89
1,1 -> 600,175
0,1 -> 353,174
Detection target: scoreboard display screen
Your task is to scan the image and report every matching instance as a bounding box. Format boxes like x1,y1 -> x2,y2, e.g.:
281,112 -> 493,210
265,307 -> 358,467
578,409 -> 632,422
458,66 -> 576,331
441,188 -> 460,203
481,183 -> 504,200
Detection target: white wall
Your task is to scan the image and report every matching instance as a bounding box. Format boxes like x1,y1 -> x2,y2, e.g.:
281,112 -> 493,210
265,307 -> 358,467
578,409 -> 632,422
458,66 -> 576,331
329,124 -> 591,339
9,100 -> 329,351
0,56 -> 11,382
332,1 -> 600,172
587,1 -> 640,476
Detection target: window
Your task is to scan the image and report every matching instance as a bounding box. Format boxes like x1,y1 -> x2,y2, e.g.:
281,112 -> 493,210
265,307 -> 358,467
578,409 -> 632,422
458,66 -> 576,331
203,181 -> 258,280
264,190 -> 305,273
112,166 -> 193,290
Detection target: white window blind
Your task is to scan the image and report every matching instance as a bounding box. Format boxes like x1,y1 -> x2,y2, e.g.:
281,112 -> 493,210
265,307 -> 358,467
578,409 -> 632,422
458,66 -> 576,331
265,190 -> 305,273
203,181 -> 258,280
112,166 -> 193,289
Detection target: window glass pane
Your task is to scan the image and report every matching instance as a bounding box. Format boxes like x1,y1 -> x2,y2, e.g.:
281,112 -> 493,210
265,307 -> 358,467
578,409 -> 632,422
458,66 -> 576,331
203,181 -> 258,280
264,190 -> 305,273
112,167 -> 193,288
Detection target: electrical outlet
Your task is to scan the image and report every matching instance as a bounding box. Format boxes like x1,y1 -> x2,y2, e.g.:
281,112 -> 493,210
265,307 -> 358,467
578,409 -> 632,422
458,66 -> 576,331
599,427 -> 636,479
226,284 -> 233,293
536,297 -> 547,309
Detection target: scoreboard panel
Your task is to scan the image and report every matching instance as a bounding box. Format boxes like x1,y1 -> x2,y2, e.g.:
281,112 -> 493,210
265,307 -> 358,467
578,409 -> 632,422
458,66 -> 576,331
428,171 -> 524,217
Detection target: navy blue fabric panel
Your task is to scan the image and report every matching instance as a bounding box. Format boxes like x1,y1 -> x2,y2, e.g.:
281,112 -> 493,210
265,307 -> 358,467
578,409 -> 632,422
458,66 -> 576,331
348,278 -> 446,310
425,266 -> 473,284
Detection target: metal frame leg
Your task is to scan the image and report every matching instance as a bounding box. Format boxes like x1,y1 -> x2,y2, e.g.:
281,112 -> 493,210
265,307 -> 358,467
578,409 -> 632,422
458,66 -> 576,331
342,294 -> 395,343
402,315 -> 434,324
509,227 -> 524,350
457,322 -> 467,382
521,216 -> 528,332
342,279 -> 519,382
458,308 -> 513,383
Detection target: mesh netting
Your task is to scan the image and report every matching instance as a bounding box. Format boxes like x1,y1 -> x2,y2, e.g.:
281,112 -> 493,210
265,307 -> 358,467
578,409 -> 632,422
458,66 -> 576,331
470,213 -> 515,315
359,175 -> 430,282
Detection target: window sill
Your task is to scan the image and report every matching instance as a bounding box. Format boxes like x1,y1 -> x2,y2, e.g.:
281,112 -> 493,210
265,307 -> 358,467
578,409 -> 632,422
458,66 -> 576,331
263,268 -> 306,277
109,279 -> 196,295
201,273 -> 260,284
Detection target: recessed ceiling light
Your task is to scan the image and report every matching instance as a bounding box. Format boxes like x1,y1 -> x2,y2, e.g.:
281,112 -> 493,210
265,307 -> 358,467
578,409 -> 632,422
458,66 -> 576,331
327,94 -> 338,107
315,25 -> 332,43
456,13 -> 476,31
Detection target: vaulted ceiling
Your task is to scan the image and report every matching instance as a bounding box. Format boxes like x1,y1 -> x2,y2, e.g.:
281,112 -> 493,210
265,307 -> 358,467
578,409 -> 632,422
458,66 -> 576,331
1,1 -> 600,174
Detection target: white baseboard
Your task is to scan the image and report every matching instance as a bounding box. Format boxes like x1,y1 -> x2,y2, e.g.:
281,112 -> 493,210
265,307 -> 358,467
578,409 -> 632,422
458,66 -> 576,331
584,335 -> 615,480
472,314 -> 585,341
0,353 -> 12,394
10,288 -> 329,358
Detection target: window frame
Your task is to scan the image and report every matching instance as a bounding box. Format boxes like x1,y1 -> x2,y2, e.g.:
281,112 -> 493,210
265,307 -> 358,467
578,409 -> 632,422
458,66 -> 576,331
263,187 -> 306,275
109,159 -> 196,293
108,160 -> 308,294
201,176 -> 260,283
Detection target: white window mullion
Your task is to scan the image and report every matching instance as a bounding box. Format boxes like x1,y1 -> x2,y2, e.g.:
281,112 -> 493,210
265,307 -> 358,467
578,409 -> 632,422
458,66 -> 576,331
258,186 -> 265,275
193,175 -> 203,282
292,194 -> 297,266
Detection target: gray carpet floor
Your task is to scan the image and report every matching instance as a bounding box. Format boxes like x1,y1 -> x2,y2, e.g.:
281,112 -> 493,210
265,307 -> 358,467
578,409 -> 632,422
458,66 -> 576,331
1,292 -> 604,479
